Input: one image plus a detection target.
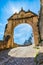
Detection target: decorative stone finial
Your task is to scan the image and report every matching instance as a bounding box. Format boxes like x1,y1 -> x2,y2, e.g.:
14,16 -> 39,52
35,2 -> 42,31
28,9 -> 30,12
21,7 -> 23,11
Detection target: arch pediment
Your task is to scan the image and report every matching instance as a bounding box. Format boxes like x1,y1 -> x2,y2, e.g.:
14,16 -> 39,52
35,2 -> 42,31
8,9 -> 38,20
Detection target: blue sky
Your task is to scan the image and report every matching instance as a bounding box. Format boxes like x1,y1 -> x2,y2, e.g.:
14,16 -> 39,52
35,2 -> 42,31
14,23 -> 34,45
0,0 -> 40,44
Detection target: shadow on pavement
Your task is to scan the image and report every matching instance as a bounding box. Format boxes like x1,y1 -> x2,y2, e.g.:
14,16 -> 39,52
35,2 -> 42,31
0,49 -> 36,65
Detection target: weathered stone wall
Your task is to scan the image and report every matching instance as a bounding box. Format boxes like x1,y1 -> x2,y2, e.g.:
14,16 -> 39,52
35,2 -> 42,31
39,0 -> 43,43
0,40 -> 19,50
0,40 -> 7,50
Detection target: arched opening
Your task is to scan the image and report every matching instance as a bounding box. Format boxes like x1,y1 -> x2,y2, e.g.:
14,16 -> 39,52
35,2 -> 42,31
14,23 -> 34,46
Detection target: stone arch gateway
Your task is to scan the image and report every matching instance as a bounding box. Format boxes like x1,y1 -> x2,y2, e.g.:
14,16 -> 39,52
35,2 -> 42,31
4,9 -> 39,48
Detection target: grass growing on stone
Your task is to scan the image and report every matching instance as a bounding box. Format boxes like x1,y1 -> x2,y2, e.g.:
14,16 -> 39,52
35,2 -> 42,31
33,46 -> 40,49
34,53 -> 39,65
34,53 -> 43,65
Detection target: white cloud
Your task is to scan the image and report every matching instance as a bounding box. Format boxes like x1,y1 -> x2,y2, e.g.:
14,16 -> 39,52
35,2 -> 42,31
14,37 -> 25,45
11,6 -> 19,13
14,24 -> 33,43
19,27 -> 30,32
1,1 -> 19,17
14,33 -> 23,37
0,23 -> 5,32
14,24 -> 33,33
0,22 -> 6,26
0,32 -> 3,35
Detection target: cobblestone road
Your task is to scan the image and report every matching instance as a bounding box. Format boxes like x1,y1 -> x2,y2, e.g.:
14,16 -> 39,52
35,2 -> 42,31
0,45 -> 39,65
